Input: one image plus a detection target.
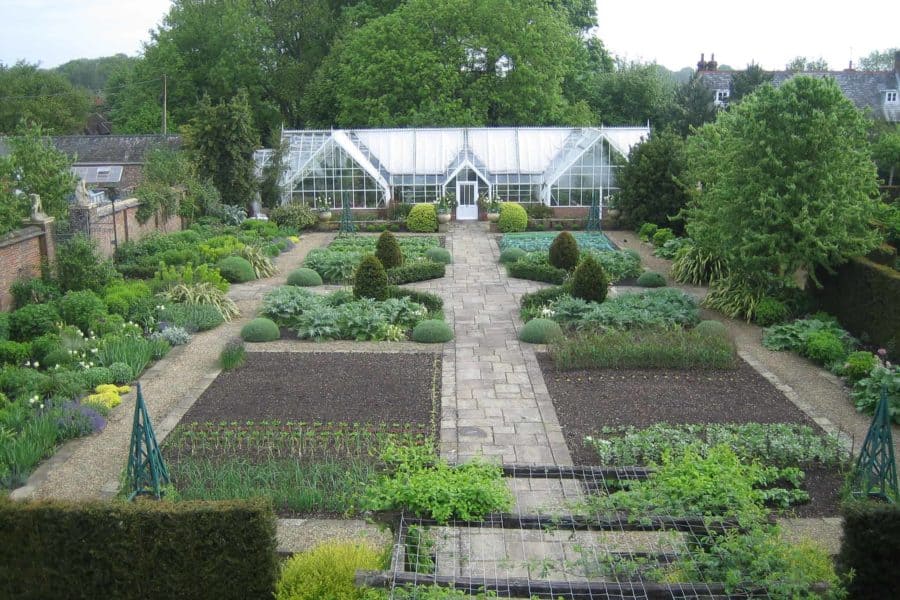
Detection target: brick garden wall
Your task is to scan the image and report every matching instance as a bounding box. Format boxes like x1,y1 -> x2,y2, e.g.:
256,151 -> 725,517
0,223 -> 53,311
81,198 -> 183,258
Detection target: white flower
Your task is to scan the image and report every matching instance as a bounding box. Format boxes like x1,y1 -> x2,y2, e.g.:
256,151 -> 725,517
29,397 -> 36,405
24,360 -> 30,367
90,348 -> 98,354
39,404 -> 44,410
54,364 -> 60,369
33,361 -> 39,368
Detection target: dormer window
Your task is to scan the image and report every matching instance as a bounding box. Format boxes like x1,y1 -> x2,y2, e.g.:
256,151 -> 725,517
887,91 -> 898,104
714,89 -> 730,106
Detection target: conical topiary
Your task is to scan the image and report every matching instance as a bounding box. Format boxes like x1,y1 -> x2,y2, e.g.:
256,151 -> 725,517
353,255 -> 389,300
549,231 -> 579,271
375,231 -> 404,269
571,254 -> 609,303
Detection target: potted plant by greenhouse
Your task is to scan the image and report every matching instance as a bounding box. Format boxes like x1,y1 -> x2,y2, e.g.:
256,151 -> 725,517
486,196 -> 502,222
317,200 -> 333,222
436,194 -> 454,224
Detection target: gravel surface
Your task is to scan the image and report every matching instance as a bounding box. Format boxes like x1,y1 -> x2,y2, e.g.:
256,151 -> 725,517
24,233 -> 334,501
182,351 -> 440,426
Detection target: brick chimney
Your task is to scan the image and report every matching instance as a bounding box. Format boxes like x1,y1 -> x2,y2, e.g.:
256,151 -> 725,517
697,53 -> 707,71
707,53 -> 718,70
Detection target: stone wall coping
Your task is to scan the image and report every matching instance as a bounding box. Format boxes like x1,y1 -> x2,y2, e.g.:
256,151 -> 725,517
94,197 -> 140,218
0,225 -> 44,250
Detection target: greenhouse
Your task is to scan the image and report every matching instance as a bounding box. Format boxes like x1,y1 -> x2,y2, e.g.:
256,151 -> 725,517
255,126 -> 649,220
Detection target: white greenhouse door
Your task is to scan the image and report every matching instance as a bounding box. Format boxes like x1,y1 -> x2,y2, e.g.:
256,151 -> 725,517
456,182 -> 478,220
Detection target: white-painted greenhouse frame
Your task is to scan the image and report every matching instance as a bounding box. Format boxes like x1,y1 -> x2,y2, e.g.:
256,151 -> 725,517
255,127 -> 648,220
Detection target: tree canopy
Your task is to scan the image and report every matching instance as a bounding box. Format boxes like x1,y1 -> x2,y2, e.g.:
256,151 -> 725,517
785,56 -> 829,72
587,60 -> 675,126
857,48 -> 898,71
302,0 -> 594,127
683,76 -> 881,288
0,62 -> 90,134
729,64 -> 773,104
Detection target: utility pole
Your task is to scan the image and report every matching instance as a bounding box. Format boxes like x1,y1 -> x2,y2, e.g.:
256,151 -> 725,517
162,74 -> 168,135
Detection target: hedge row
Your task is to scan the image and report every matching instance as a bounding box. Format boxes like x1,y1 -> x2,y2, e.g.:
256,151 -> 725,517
0,498 -> 278,600
813,257 -> 900,355
839,500 -> 900,599
387,261 -> 445,285
506,261 -> 568,285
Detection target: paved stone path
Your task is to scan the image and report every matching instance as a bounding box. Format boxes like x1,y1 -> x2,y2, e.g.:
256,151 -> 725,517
432,222 -> 570,467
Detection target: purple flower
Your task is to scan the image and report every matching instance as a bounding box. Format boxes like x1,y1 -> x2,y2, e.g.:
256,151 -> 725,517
877,348 -> 888,358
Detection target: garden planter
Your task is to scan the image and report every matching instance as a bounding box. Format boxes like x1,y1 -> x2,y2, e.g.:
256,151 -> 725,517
318,211 -> 332,222
487,212 -> 500,222
437,212 -> 451,224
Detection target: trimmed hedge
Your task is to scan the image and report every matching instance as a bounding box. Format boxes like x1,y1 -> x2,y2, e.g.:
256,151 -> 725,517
519,318 -> 563,344
636,271 -> 666,288
217,256 -> 256,283
406,204 -> 438,232
375,231 -> 404,269
0,498 -> 278,600
499,247 -> 527,264
520,285 -> 568,310
387,286 -> 443,313
549,231 -> 579,271
506,261 -> 568,285
497,202 -> 528,233
241,318 -> 281,343
354,255 -> 389,300
424,247 -> 452,264
412,320 -> 453,343
814,257 -> 900,357
387,261 -> 445,284
839,501 -> 900,599
571,254 -> 609,303
286,268 -> 323,287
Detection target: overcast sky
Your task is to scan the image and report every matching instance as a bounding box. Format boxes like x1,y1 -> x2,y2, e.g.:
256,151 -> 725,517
0,0 -> 896,72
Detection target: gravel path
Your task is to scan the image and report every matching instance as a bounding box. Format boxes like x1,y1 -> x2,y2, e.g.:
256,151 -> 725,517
605,230 -> 900,460
16,233 -> 334,501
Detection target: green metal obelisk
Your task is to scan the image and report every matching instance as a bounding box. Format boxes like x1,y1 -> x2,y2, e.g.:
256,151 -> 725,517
586,196 -> 601,231
126,382 -> 170,500
852,386 -> 898,503
339,195 -> 356,233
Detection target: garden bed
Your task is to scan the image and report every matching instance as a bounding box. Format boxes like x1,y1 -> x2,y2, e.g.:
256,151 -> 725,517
539,354 -> 845,517
184,351 -> 440,424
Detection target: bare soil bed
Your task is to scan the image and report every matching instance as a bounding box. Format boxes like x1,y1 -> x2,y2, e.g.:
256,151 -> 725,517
538,354 -> 844,517
183,351 -> 440,426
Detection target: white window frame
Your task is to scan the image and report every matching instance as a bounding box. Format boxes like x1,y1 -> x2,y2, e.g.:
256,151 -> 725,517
887,91 -> 899,104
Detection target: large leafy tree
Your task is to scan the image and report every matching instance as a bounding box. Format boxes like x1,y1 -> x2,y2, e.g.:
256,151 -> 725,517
785,56 -> 829,72
614,129 -> 688,233
857,48 -> 898,71
587,60 -> 675,126
683,76 -> 881,291
0,62 -> 90,134
662,73 -> 717,136
872,124 -> 900,186
53,55 -> 136,91
0,123 -> 76,233
185,90 -> 260,208
302,0 -> 593,127
729,63 -> 773,104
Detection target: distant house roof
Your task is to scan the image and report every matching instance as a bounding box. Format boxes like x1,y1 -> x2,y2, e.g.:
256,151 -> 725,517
698,52 -> 900,122
0,134 -> 182,165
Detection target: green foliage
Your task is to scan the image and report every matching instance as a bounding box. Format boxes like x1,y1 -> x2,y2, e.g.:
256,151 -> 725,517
0,365 -> 50,398
276,541 -> 385,600
636,271 -> 666,288
158,303 -> 225,332
239,245 -> 277,279
570,254 -> 608,303
219,339 -> 246,371
664,73 -> 717,137
240,318 -> 280,343
0,63 -> 90,134
108,362 -> 133,385
57,290 -> 107,334
98,334 -> 168,380
694,319 -> 728,339
424,247 -> 452,264
637,223 -> 658,241
0,341 -> 31,366
216,256 -> 256,283
375,231 -> 404,269
102,280 -> 152,317
497,202 -> 528,233
703,274 -> 770,322
851,364 -> 900,423
524,202 -> 554,220
286,268 -> 323,287
135,147 -> 219,223
353,255 -> 389,301
0,313 -> 8,342
411,320 -> 454,344
553,289 -> 700,331
813,257 -> 900,359
55,234 -> 117,293
671,241 -> 727,285
186,90 -> 260,208
803,330 -> 846,365
550,327 -> 735,370
9,303 -> 60,341
683,76 -> 881,291
406,204 -> 438,232
499,247 -> 527,264
839,500 -> 900,599
520,286 -> 568,312
651,227 -> 674,247
583,423 -> 845,467
151,263 -> 229,294
269,203 -> 318,230
0,498 -> 278,600
364,444 -> 513,523
387,287 -> 443,314
519,318 -> 563,344
305,0 -> 593,127
586,59 -> 675,127
616,131 -> 688,233
9,277 -> 61,309
387,262 -> 445,285
548,231 -> 580,271
842,351 -> 879,383
729,63 -> 773,104
652,236 -> 691,259
506,260 -> 568,284
753,297 -> 789,327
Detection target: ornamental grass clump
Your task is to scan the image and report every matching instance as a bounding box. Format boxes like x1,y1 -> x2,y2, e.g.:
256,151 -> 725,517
353,255 -> 389,300
571,254 -> 609,303
549,231 -> 579,271
219,338 -> 246,371
375,231 -> 404,269
240,318 -> 280,343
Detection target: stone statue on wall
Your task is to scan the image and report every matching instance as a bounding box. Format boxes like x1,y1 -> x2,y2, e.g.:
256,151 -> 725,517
75,179 -> 90,207
29,194 -> 47,220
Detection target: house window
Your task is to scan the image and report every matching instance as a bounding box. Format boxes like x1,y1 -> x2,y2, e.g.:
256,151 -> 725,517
887,91 -> 898,104
715,89 -> 730,104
